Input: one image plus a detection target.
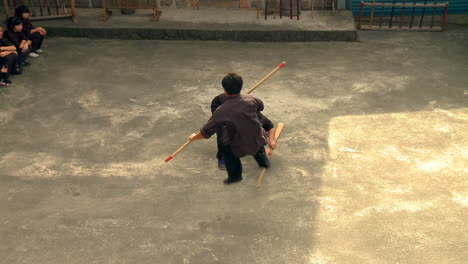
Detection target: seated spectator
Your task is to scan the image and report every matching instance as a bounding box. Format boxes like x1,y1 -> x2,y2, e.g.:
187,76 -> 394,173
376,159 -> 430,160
15,5 -> 46,57
4,16 -> 32,67
0,25 -> 22,86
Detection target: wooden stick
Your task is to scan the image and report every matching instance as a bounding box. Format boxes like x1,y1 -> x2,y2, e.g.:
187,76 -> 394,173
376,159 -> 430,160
165,139 -> 192,162
389,0 -> 396,28
409,0 -> 416,28
256,122 -> 285,188
71,0 -> 78,22
357,1 -> 364,29
29,0 -> 35,16
280,0 -> 282,18
441,2 -> 448,32
289,0 -> 292,19
165,62 -> 286,163
102,0 -> 108,21
257,0 -> 260,18
430,0 -> 437,28
45,0 -> 51,15
359,25 -> 442,31
399,0 -> 406,28
38,0 -> 44,16
362,2 -> 445,7
55,0 -> 59,14
378,0 -> 384,28
297,0 -> 299,19
245,61 -> 286,94
369,0 -> 375,27
274,0 -> 276,19
311,0 -> 314,16
419,0 -> 428,28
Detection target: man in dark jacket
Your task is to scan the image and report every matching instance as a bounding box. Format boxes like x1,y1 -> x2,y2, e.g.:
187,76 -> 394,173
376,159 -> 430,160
190,73 -> 276,184
211,92 -> 276,170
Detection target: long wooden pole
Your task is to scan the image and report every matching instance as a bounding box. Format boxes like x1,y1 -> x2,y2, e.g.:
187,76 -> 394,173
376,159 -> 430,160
165,139 -> 192,162
256,122 -> 285,188
165,62 -> 287,163
245,61 -> 286,94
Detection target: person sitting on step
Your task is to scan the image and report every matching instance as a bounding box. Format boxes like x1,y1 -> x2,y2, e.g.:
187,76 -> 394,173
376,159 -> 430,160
4,16 -> 32,67
15,5 -> 46,58
0,25 -> 22,86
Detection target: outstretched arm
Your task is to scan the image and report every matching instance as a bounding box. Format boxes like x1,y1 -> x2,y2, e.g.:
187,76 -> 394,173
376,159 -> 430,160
189,132 -> 206,141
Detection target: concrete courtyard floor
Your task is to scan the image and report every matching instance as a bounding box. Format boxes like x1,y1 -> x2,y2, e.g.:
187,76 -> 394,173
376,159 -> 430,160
0,27 -> 467,263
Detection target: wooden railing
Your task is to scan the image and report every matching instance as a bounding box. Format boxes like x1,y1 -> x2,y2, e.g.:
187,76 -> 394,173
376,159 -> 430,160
3,0 -> 77,22
357,1 -> 449,31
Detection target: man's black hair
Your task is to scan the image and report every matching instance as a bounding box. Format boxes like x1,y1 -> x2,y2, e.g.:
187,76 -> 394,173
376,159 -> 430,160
7,16 -> 22,31
222,73 -> 243,95
15,5 -> 30,17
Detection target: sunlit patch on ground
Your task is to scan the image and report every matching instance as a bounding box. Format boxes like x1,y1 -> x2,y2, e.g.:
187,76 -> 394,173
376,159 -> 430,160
309,108 -> 467,264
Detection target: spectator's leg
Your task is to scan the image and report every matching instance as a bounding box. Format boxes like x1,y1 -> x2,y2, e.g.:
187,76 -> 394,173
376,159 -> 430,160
30,32 -> 44,51
0,57 -> 6,80
18,47 -> 31,65
3,53 -> 18,80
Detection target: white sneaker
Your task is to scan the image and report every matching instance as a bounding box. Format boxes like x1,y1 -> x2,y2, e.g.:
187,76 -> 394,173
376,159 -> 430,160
29,52 -> 39,58
35,49 -> 43,53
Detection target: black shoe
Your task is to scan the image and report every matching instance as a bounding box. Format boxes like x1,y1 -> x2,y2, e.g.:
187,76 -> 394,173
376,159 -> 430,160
12,67 -> 22,75
218,158 -> 226,170
3,79 -> 12,84
259,158 -> 270,169
223,177 -> 242,184
19,61 -> 30,66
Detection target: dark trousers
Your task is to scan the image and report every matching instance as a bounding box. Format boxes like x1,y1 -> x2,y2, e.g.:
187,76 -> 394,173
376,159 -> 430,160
29,32 -> 44,51
18,46 -> 31,64
220,144 -> 270,181
0,53 -> 18,79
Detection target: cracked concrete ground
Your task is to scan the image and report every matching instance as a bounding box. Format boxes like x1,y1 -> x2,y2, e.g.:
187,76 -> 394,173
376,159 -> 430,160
0,27 -> 467,263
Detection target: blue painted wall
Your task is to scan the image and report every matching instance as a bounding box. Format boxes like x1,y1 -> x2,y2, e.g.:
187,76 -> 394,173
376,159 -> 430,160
351,0 -> 468,16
